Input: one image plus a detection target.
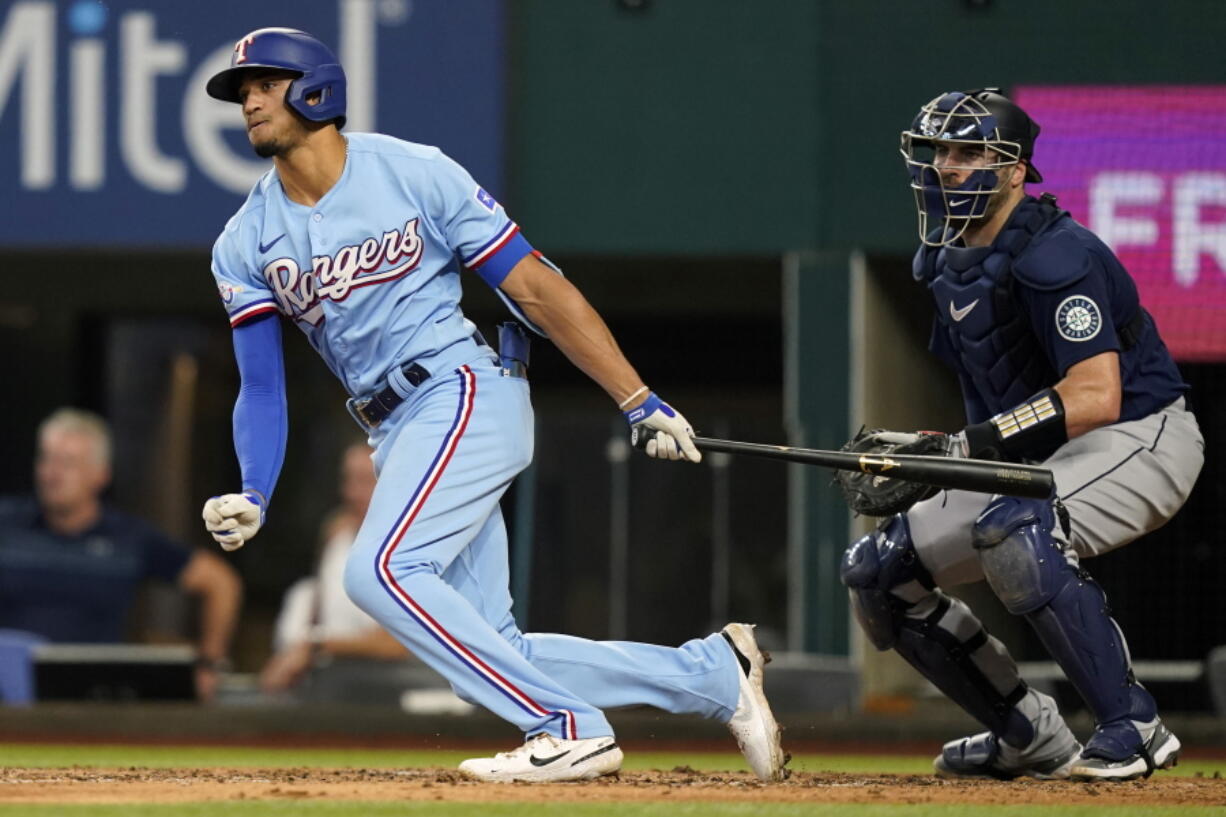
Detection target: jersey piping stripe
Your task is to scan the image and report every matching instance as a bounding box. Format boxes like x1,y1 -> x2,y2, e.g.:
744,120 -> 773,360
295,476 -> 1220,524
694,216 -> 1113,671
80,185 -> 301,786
371,366 -> 577,740
464,222 -> 520,269
229,300 -> 279,327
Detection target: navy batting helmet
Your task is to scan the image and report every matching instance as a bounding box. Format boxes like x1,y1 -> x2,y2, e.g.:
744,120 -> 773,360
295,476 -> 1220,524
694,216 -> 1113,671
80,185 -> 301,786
206,28 -> 347,128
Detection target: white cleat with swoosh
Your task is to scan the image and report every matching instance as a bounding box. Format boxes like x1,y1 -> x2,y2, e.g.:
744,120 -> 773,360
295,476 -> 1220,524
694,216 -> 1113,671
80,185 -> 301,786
458,733 -> 623,782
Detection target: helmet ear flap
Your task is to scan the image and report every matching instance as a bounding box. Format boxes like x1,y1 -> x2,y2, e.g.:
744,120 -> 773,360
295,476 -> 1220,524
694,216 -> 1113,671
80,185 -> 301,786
284,62 -> 347,128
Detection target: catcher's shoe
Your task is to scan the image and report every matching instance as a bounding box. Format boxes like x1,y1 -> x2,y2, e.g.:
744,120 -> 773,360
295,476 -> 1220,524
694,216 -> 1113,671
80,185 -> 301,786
458,733 -> 622,782
934,690 -> 1081,780
721,623 -> 789,781
1069,719 -> 1180,782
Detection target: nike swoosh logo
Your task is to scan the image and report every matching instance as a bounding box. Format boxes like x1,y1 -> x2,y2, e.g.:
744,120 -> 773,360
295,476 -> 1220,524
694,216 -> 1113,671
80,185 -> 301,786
949,198 -> 970,208
529,751 -> 570,767
950,299 -> 979,322
259,234 -> 286,254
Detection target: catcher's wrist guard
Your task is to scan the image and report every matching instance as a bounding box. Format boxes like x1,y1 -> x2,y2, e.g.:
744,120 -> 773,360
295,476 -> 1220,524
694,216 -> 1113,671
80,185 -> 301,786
835,429 -> 947,516
962,388 -> 1067,461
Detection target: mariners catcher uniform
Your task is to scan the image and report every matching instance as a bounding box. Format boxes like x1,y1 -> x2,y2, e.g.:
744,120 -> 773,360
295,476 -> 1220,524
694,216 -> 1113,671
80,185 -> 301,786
841,89 -> 1203,782
198,28 -> 785,783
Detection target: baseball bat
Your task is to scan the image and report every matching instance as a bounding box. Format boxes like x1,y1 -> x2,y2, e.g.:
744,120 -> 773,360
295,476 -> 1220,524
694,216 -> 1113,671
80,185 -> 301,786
630,428 -> 1054,499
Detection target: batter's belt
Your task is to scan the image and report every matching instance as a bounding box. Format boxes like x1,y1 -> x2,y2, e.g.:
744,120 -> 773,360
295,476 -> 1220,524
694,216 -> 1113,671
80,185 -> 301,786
346,322 -> 530,431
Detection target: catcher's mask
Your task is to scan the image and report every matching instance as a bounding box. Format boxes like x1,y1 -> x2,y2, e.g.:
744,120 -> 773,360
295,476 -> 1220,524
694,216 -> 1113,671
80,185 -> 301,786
900,89 -> 1042,247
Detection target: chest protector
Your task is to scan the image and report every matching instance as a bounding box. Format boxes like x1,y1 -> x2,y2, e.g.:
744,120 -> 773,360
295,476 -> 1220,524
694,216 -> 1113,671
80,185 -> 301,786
914,196 -> 1064,416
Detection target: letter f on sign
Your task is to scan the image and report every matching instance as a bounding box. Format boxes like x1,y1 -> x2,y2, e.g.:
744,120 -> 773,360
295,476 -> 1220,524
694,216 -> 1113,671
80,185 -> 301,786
1089,172 -> 1162,254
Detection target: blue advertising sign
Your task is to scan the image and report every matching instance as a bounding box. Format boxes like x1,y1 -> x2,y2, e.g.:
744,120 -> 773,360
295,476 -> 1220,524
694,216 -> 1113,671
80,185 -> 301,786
0,0 -> 506,247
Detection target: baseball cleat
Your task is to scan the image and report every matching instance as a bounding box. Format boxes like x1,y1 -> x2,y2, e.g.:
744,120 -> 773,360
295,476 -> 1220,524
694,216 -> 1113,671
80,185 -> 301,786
1069,719 -> 1180,782
934,731 -> 1081,780
933,688 -> 1080,780
721,622 -> 789,781
457,733 -> 622,782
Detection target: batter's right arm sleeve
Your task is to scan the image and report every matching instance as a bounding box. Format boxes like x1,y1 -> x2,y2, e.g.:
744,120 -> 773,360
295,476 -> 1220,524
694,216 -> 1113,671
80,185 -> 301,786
231,313 -> 288,507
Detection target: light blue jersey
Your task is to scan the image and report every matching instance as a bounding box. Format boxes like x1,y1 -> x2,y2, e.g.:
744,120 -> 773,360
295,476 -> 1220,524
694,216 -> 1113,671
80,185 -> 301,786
211,132 -> 740,744
212,133 -> 531,397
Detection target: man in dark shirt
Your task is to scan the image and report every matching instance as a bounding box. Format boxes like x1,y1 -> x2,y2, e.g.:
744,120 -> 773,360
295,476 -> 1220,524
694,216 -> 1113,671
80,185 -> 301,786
0,408 -> 242,700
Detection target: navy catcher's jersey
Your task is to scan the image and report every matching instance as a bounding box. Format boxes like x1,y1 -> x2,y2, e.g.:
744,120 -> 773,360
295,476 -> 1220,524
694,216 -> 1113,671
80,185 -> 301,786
921,197 -> 1188,424
212,133 -> 532,398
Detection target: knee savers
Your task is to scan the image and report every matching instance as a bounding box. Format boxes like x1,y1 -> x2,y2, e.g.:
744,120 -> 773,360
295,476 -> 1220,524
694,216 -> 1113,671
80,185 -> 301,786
972,496 -> 1073,615
840,515 -> 933,650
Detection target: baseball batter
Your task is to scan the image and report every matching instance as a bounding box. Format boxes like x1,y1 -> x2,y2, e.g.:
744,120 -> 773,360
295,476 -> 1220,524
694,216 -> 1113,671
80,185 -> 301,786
199,28 -> 786,783
840,89 -> 1203,782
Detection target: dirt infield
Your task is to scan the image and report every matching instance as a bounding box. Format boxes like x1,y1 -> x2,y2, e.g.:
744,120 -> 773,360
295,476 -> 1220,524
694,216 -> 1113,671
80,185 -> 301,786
0,766 -> 1223,806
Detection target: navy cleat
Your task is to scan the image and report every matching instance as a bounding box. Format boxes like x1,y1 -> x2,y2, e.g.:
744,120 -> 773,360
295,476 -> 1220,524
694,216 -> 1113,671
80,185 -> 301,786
1069,719 -> 1181,782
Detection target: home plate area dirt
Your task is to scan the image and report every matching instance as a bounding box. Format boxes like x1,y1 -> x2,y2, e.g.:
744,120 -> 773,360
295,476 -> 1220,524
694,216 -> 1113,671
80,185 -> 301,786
0,767 -> 1223,806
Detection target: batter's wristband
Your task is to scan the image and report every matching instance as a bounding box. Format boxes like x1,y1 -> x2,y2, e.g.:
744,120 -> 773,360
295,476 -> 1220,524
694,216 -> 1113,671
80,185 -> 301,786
962,388 -> 1067,461
618,386 -> 649,410
240,489 -> 268,524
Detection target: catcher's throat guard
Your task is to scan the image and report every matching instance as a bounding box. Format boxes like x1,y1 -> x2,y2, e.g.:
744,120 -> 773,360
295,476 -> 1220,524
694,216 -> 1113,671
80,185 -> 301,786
901,89 -> 1042,247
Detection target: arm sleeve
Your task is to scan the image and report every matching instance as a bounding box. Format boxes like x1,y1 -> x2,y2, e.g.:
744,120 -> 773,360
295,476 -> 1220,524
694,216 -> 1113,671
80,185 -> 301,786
424,152 -> 535,287
231,313 -> 288,506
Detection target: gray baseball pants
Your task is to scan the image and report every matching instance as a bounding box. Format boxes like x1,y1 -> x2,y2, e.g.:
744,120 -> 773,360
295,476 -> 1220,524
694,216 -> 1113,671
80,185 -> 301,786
909,397 -> 1203,588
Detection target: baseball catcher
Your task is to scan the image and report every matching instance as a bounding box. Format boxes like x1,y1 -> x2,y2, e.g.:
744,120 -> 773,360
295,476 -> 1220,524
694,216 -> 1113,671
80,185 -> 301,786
838,89 -> 1203,782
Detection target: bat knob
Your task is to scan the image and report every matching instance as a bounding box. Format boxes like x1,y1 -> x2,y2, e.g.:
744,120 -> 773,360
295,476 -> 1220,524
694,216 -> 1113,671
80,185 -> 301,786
631,424 -> 651,450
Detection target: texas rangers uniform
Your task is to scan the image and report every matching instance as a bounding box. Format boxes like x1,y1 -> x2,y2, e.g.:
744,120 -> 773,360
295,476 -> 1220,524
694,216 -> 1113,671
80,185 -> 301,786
211,133 -> 741,740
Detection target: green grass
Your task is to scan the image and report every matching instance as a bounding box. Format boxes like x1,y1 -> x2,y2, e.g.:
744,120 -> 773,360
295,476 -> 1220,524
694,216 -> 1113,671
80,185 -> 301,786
0,743 -> 1220,778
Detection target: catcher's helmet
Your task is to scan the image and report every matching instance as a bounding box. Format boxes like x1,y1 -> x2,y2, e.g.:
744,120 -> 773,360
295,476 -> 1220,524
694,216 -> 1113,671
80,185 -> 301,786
206,28 -> 346,128
900,89 -> 1041,245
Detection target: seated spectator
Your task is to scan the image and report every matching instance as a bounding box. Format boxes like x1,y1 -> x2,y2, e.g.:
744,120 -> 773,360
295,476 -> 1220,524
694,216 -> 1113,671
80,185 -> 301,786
0,408 -> 241,700
259,442 -> 407,693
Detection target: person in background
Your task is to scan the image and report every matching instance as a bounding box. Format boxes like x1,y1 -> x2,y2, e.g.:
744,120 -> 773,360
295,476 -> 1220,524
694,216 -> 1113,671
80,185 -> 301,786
259,442 -> 407,692
0,408 -> 242,701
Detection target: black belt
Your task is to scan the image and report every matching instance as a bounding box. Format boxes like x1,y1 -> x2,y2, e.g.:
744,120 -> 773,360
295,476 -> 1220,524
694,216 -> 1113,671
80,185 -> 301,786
349,361 -> 431,428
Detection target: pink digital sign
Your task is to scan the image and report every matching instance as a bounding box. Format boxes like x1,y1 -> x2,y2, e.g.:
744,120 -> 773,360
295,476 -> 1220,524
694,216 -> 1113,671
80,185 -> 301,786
1013,86 -> 1226,361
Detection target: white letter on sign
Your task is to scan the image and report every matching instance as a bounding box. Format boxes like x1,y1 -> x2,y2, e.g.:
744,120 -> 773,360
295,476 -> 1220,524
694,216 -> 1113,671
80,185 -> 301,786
1173,173 -> 1226,288
1089,172 -> 1162,253
121,12 -> 186,193
0,2 -> 55,189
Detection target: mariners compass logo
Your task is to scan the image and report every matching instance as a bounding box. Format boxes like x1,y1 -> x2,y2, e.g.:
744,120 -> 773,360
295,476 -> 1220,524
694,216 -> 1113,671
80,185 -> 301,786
1055,295 -> 1102,342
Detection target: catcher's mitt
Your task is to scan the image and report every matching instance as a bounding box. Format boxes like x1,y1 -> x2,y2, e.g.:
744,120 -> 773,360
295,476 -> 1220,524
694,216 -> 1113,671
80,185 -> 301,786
835,428 -> 948,516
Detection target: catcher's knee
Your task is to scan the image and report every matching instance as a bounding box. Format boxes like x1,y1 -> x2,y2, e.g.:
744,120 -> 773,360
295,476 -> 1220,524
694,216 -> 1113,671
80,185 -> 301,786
972,496 -> 1075,615
840,514 -> 933,650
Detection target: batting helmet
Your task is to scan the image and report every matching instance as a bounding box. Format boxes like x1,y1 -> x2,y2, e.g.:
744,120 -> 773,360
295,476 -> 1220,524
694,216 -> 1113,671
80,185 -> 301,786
900,88 -> 1042,245
206,28 -> 347,128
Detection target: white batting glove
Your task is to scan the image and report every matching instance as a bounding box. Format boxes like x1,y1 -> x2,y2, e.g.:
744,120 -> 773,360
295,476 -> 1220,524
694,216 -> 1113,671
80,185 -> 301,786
202,492 -> 265,551
624,392 -> 701,463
